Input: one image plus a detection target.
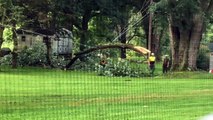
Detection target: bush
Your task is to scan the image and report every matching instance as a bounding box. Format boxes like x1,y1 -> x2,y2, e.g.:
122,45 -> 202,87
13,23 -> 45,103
51,56 -> 70,68
0,42 -> 74,68
0,42 -> 47,67
71,54 -> 99,71
17,41 -> 47,66
96,59 -> 150,77
0,54 -> 12,66
197,46 -> 210,71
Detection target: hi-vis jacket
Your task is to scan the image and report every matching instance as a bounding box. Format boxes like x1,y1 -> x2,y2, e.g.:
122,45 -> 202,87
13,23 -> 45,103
149,56 -> 156,65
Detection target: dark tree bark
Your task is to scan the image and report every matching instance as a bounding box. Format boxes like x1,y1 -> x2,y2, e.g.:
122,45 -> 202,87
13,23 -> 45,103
169,21 -> 180,70
151,28 -> 164,61
77,11 -> 92,62
169,18 -> 191,70
169,16 -> 204,70
44,36 -> 54,68
0,8 -> 6,48
0,26 -> 4,48
188,14 -> 204,70
12,25 -> 18,69
179,30 -> 190,70
120,23 -> 127,59
80,11 -> 91,52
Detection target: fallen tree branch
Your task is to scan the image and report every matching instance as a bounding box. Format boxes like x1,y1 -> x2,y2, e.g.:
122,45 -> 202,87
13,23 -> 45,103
65,44 -> 150,69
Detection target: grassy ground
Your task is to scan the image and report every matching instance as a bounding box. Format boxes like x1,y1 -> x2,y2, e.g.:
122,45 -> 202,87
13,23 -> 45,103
0,66 -> 213,120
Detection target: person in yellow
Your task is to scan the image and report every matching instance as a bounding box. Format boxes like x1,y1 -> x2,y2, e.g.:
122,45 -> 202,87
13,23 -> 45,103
148,53 -> 156,76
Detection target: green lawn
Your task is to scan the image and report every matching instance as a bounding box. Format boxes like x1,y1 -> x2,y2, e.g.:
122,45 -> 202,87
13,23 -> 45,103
0,66 -> 213,120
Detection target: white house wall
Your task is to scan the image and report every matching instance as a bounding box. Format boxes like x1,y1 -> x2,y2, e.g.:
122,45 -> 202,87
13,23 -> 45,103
52,37 -> 72,55
17,34 -> 72,56
17,34 -> 44,50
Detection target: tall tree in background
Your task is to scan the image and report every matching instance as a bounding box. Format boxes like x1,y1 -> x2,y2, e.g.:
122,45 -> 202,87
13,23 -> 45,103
0,1 -> 11,49
114,0 -> 130,58
20,0 -> 66,67
130,0 -> 165,60
162,0 -> 213,70
71,0 -> 100,52
0,0 -> 25,68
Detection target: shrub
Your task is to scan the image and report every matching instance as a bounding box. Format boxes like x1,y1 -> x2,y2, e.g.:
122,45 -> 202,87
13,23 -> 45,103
18,41 -> 47,66
0,54 -> 12,65
0,42 -> 73,68
71,54 -> 99,71
197,46 -> 210,71
96,58 -> 150,77
0,42 -> 47,67
51,56 -> 70,68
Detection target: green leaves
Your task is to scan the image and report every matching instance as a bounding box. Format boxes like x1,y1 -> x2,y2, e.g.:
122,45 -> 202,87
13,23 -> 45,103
10,6 -> 25,25
96,59 -> 150,77
154,0 -> 200,29
18,41 -> 47,66
0,0 -> 12,8
3,28 -> 13,42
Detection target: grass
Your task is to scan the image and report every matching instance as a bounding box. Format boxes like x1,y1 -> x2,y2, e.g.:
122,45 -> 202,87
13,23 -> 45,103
0,66 -> 213,120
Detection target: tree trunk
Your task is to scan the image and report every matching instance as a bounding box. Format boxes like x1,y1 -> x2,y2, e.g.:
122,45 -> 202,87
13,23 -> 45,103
187,0 -> 212,70
80,11 -> 91,52
120,23 -> 127,59
169,21 -> 180,70
142,13 -> 163,61
142,15 -> 149,51
78,11 -> 91,61
169,25 -> 190,70
188,14 -> 204,70
0,8 -> 6,48
12,27 -> 18,69
44,36 -> 53,68
0,26 -> 4,48
168,0 -> 212,71
151,28 -> 164,61
169,14 -> 204,71
178,30 -> 190,70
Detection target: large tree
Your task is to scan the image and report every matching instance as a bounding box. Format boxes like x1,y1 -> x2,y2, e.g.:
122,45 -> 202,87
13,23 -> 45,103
0,0 -> 12,48
129,0 -> 165,61
56,0 -> 100,52
18,0 -> 73,67
0,0 -> 26,68
156,0 -> 213,70
113,0 -> 131,58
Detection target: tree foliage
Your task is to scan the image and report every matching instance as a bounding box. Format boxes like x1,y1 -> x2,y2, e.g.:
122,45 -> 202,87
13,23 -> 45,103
153,0 -> 213,70
1,0 -> 213,71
